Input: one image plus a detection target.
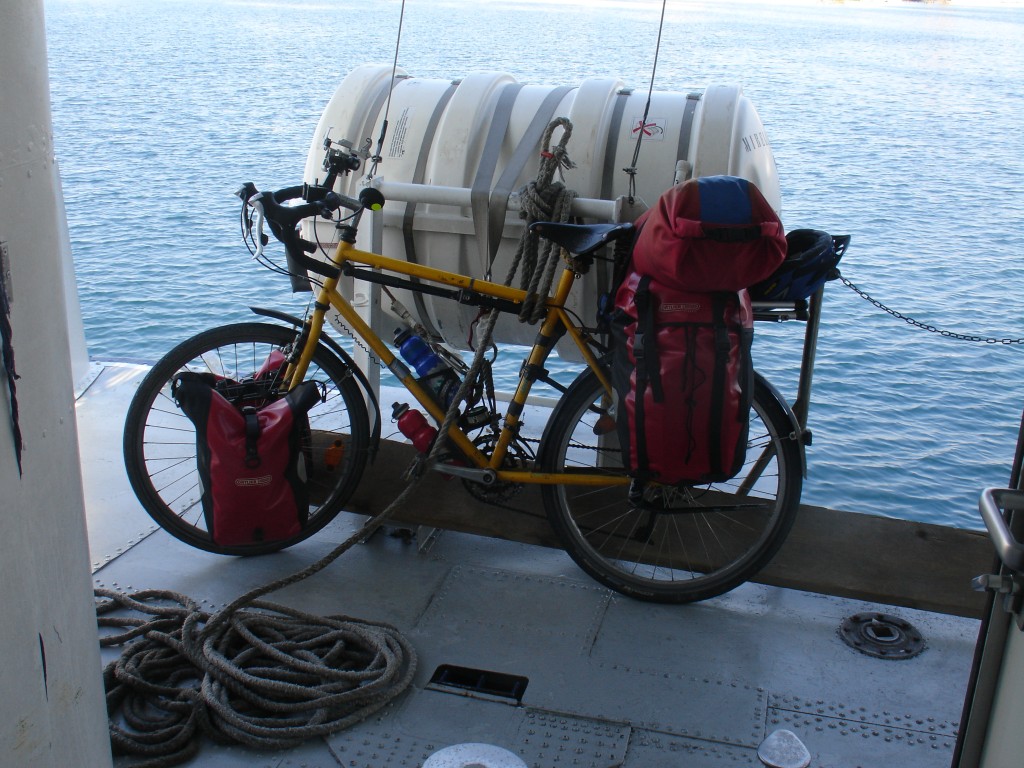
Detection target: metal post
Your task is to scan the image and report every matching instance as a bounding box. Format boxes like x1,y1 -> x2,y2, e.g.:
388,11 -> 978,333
791,286 -> 824,432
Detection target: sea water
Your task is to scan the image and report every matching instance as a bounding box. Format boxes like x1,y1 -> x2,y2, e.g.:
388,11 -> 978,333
44,0 -> 1024,530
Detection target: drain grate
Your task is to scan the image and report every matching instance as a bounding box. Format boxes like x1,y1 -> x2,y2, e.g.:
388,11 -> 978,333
429,664 -> 529,703
839,612 -> 925,659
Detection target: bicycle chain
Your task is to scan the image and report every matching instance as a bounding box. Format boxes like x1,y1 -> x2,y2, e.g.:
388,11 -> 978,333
837,273 -> 1024,345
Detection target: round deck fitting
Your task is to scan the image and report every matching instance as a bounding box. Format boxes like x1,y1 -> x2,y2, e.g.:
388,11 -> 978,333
758,729 -> 811,768
839,612 -> 925,659
423,743 -> 528,768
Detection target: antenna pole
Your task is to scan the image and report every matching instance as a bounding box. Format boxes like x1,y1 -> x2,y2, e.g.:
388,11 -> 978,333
368,0 -> 407,179
624,0 -> 668,203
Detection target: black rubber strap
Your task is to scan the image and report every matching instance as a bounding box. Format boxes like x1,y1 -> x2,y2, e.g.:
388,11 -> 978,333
675,91 -> 702,177
402,81 -> 460,248
631,276 -> 658,478
635,276 -> 663,402
365,74 -> 406,163
242,407 -> 261,468
596,88 -> 635,301
401,80 -> 460,336
708,293 -> 732,477
485,85 -> 575,266
471,82 -> 526,273
601,87 -> 634,201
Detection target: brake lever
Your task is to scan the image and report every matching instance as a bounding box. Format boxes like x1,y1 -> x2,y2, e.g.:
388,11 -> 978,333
235,181 -> 258,202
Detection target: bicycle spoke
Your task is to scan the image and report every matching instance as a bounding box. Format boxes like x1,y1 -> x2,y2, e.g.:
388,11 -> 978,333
541,368 -> 801,603
123,323 -> 370,555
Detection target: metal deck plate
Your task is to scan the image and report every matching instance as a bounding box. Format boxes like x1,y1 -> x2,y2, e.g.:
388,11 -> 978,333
624,729 -> 760,766
82,363 -> 979,768
410,565 -> 767,747
328,691 -> 631,768
412,563 -> 609,660
769,702 -> 957,768
97,525 -> 973,767
75,363 -> 162,571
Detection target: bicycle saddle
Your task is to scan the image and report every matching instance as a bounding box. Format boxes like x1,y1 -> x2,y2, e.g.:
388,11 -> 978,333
529,221 -> 635,257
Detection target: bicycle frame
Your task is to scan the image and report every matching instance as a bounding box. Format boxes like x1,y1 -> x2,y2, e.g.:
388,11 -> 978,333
285,236 -> 627,488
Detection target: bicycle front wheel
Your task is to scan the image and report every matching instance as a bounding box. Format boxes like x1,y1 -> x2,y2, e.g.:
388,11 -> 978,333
123,322 -> 370,555
538,367 -> 802,603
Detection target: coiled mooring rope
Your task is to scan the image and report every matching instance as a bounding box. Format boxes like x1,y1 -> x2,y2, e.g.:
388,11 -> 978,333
98,500 -> 418,767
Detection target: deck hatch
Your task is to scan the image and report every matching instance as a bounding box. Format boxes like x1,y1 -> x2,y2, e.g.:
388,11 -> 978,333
429,664 -> 529,702
839,612 -> 925,659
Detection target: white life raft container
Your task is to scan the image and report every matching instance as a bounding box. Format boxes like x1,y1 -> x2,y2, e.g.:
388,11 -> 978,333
302,63 -> 780,358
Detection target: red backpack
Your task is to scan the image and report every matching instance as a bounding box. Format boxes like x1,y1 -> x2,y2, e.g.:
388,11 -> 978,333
172,372 -> 322,546
631,175 -> 786,290
611,176 -> 786,485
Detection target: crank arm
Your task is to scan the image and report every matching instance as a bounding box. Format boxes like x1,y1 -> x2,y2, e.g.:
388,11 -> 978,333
432,462 -> 498,485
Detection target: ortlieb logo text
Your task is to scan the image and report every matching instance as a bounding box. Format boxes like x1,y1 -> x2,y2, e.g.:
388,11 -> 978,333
235,475 -> 273,487
659,302 -> 701,313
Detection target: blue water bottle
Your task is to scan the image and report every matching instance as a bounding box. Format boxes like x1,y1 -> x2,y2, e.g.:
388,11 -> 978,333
394,328 -> 460,409
395,328 -> 444,378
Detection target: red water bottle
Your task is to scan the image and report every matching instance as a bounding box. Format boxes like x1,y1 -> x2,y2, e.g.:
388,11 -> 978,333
393,402 -> 437,454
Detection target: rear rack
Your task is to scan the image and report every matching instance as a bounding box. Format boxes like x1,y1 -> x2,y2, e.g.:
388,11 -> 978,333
752,291 -> 824,434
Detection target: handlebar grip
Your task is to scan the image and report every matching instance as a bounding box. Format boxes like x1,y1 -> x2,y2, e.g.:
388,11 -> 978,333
246,182 -> 377,286
254,187 -> 342,282
236,181 -> 258,202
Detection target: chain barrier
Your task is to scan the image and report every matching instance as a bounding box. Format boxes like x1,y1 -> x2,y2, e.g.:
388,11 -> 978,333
836,272 -> 1024,345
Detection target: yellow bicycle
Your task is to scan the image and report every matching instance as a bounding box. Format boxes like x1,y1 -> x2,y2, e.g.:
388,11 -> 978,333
123,139 -> 805,603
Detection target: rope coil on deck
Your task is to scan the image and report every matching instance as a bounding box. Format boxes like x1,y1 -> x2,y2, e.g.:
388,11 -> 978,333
98,506 -> 418,767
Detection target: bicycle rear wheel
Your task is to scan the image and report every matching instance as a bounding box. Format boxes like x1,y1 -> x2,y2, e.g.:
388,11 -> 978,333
123,322 -> 370,555
538,367 -> 802,603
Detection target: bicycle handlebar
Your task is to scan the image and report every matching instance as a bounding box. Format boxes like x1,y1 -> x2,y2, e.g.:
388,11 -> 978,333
238,181 -> 385,286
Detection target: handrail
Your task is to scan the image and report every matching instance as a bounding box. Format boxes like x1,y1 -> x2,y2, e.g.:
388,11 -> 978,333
979,488 -> 1024,573
373,179 -> 620,219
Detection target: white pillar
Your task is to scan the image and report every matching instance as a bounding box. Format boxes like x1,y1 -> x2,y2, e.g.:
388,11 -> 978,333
0,1 -> 112,765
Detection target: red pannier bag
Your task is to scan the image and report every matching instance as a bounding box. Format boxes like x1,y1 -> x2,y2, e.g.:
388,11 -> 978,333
610,175 -> 784,485
172,372 -> 322,546
612,274 -> 755,485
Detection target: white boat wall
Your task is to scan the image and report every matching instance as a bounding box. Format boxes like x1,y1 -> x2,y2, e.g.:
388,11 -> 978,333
301,63 -> 779,358
1,1 -> 111,765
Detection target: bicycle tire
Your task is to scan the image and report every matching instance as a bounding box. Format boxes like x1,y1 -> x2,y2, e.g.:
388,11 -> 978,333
123,322 -> 370,555
538,366 -> 802,603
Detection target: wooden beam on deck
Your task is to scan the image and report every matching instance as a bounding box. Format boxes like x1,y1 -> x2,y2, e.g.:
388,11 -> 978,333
345,439 -> 994,618
764,501 -> 991,618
